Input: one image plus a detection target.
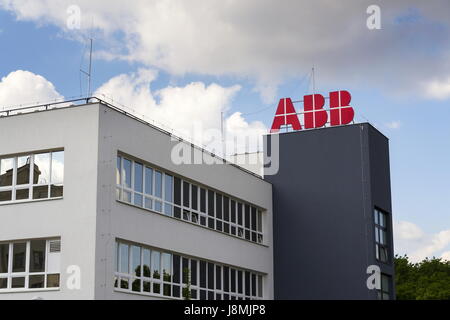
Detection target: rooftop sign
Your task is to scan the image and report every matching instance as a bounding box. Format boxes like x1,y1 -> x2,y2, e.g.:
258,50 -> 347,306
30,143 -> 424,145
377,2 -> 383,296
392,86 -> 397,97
270,91 -> 355,133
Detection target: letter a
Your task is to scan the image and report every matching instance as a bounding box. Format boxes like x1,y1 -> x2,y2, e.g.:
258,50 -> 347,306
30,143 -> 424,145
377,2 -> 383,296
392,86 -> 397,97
270,98 -> 302,133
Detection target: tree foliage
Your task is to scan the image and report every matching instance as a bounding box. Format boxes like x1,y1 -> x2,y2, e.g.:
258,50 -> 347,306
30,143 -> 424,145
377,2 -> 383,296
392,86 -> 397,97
395,255 -> 450,300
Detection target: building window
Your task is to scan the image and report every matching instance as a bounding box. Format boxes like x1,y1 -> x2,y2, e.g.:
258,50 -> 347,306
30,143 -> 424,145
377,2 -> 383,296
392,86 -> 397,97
374,208 -> 390,263
378,274 -> 391,300
114,240 -> 264,300
116,155 -> 264,245
0,239 -> 61,292
0,151 -> 64,204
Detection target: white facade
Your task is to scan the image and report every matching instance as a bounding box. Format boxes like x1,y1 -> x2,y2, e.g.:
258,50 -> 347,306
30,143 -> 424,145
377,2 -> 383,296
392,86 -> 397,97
0,102 -> 274,300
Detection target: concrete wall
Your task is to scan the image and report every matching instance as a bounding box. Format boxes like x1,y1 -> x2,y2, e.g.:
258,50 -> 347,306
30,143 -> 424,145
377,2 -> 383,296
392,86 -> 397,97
94,104 -> 274,300
265,124 -> 395,300
0,105 -> 100,300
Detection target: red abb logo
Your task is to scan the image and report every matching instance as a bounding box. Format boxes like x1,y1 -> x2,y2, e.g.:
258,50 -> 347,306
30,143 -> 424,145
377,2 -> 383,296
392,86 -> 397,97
270,90 -> 355,133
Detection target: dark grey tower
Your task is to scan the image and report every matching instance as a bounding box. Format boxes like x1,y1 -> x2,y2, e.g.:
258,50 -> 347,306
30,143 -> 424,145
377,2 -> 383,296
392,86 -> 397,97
264,123 -> 395,300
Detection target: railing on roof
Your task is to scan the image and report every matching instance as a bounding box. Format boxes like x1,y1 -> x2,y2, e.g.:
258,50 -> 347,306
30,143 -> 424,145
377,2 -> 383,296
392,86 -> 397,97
0,96 -> 265,180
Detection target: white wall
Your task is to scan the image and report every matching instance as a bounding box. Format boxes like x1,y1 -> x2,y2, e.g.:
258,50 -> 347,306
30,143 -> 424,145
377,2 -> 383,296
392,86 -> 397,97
0,105 -> 100,300
94,104 -> 274,300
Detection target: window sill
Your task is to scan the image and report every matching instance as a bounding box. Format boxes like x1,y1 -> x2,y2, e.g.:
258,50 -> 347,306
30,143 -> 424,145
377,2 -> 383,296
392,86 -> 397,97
0,197 -> 63,207
116,199 -> 269,248
0,288 -> 60,294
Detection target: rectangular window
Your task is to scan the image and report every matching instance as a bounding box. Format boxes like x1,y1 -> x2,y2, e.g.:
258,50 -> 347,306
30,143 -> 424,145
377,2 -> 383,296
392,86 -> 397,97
114,240 -> 264,300
378,274 -> 391,300
0,239 -> 61,292
116,154 -> 266,245
374,208 -> 390,263
0,151 -> 64,203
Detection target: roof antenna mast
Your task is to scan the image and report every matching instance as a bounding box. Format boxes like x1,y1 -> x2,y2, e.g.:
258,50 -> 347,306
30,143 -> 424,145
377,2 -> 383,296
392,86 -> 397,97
80,38 -> 93,97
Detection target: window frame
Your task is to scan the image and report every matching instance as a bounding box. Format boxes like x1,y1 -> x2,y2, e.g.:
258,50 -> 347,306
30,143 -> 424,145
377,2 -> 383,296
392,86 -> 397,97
114,239 -> 264,300
0,238 -> 61,293
116,155 -> 265,245
0,150 -> 64,205
374,208 -> 390,264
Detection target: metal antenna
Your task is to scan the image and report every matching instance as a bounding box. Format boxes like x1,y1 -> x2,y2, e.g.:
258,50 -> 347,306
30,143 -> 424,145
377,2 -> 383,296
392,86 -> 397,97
80,38 -> 93,97
312,66 -> 316,95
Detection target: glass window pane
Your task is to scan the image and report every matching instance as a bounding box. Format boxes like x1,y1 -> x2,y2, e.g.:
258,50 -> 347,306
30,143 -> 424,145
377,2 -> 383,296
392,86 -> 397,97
143,249 -> 151,278
200,188 -> 206,213
116,157 -> 122,185
29,275 -> 45,289
183,182 -> 190,208
237,270 -> 243,293
123,159 -> 132,189
131,245 -> 141,277
224,197 -> 229,222
231,200 -> 236,223
258,211 -> 263,232
12,243 -> 26,273
0,278 -> 7,289
251,207 -> 257,231
208,263 -> 214,290
33,185 -> 49,200
12,277 -> 25,288
134,193 -> 143,207
144,197 -> 153,210
0,190 -> 12,202
208,191 -> 215,217
51,151 -> 64,185
380,213 -> 386,228
174,177 -> 181,205
216,194 -> 222,220
216,265 -> 222,290
173,255 -> 180,284
238,203 -> 243,225
119,243 -> 129,274
192,185 -> 198,211
34,153 -> 50,185
245,205 -> 251,229
374,210 -> 379,225
0,244 -> 9,274
47,274 -> 60,288
152,251 -> 161,279
191,260 -> 197,286
134,163 -> 143,193
162,253 -> 172,282
0,158 -> 13,187
29,240 -> 46,273
145,167 -> 153,195
258,275 -> 263,297
200,261 -> 206,288
16,188 -> 30,201
155,171 -> 162,199
17,156 -> 31,185
165,175 -> 173,202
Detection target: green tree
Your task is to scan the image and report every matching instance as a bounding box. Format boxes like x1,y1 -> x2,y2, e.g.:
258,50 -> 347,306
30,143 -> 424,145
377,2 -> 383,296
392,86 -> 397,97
395,255 -> 450,300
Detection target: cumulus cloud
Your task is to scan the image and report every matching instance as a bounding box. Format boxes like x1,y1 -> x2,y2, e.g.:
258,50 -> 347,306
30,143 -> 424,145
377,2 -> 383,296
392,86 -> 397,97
394,221 -> 450,262
385,121 -> 402,130
424,77 -> 450,100
441,251 -> 450,261
95,68 -> 265,154
0,70 -> 64,111
2,0 -> 450,101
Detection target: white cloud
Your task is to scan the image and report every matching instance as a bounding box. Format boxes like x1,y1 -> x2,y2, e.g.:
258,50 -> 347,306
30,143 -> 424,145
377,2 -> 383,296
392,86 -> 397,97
394,221 -> 450,262
441,251 -> 450,261
386,121 -> 402,130
95,68 -> 265,154
424,78 -> 450,100
2,1 -> 450,101
0,70 -> 64,111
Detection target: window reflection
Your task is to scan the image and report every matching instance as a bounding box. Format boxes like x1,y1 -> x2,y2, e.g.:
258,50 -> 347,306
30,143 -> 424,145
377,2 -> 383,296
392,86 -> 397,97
34,153 -> 50,185
29,240 -> 46,273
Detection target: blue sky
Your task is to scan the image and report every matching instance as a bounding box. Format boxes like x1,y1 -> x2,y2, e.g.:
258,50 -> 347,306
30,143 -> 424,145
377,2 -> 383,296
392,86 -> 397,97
0,1 -> 449,261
